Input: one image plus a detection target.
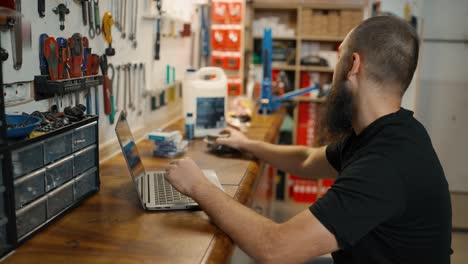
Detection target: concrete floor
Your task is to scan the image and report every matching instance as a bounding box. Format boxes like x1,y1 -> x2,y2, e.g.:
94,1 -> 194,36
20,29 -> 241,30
451,193 -> 468,263
230,193 -> 468,263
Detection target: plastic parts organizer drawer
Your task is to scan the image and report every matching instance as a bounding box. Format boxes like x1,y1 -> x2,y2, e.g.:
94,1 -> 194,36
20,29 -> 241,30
47,181 -> 74,219
16,196 -> 47,239
14,169 -> 46,209
73,122 -> 97,151
0,154 -> 3,185
74,145 -> 97,176
44,131 -> 73,164
74,168 -> 98,200
12,142 -> 44,178
0,217 -> 8,248
0,186 -> 6,219
0,187 -> 5,218
45,156 -> 74,192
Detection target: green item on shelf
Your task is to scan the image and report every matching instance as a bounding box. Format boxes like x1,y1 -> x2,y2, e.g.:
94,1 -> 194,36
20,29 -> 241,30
253,53 -> 261,65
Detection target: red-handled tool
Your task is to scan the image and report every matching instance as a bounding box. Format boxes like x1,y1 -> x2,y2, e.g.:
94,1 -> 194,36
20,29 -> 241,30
82,36 -> 90,75
99,55 -> 111,115
57,37 -> 69,79
43,37 -> 59,80
69,33 -> 83,78
87,54 -> 99,75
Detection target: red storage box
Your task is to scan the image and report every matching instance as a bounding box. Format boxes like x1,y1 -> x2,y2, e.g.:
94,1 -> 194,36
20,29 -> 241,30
211,28 -> 226,50
228,2 -> 242,23
224,52 -> 241,70
211,2 -> 228,23
290,176 -> 319,203
211,53 -> 224,67
296,102 -> 318,146
225,28 -> 241,49
227,77 -> 242,96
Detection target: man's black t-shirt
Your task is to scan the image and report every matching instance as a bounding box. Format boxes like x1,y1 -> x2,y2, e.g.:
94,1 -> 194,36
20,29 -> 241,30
310,108 -> 452,264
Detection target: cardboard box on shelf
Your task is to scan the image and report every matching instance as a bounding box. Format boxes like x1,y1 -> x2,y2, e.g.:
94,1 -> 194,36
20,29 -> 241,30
327,11 -> 340,36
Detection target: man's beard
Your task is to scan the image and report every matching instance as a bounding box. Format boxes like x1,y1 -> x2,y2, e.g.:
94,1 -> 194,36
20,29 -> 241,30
321,78 -> 354,140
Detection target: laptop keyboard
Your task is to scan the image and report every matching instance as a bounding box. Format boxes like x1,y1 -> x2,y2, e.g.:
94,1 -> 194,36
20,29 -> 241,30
153,172 -> 195,205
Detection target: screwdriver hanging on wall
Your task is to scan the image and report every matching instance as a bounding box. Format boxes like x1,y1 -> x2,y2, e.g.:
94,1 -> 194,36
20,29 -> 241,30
39,33 -> 48,75
121,0 -> 127,39
88,0 -> 95,38
154,0 -> 162,60
43,37 -> 59,80
38,0 -> 45,17
93,0 -> 101,35
52,4 -> 70,31
99,55 -> 111,116
81,0 -> 88,26
128,0 -> 138,48
11,0 -> 23,70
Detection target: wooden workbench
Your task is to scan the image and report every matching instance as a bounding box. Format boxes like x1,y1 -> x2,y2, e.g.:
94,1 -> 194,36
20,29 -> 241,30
3,111 -> 285,264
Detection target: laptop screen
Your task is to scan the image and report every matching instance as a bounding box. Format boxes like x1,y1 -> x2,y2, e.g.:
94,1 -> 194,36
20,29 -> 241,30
115,112 -> 146,193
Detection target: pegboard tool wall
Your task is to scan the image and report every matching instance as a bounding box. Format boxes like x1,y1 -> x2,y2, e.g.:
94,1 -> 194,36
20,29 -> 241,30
1,0 -> 195,147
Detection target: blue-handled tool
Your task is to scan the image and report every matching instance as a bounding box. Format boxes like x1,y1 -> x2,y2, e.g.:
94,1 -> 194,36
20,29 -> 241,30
82,37 -> 89,74
200,6 -> 209,58
86,91 -> 91,114
39,33 -> 49,75
259,28 -> 320,114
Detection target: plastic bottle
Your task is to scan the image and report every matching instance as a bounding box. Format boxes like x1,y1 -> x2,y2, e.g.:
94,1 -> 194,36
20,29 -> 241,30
182,67 -> 227,137
185,112 -> 194,141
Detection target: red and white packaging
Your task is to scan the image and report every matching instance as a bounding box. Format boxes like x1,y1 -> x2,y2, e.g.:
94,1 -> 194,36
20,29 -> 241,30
227,76 -> 242,96
211,1 -> 228,22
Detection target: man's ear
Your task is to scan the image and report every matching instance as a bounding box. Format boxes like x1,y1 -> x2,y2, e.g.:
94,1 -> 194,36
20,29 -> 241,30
347,52 -> 361,80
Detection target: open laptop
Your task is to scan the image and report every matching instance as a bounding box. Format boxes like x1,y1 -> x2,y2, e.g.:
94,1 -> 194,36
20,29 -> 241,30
115,111 -> 223,211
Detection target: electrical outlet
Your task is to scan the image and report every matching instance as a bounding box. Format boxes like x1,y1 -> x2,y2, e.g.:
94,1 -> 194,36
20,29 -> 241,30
16,83 -> 28,100
4,85 -> 16,103
4,82 -> 30,104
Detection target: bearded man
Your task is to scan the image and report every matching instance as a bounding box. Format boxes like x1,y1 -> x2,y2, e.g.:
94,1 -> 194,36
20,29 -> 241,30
165,15 -> 452,264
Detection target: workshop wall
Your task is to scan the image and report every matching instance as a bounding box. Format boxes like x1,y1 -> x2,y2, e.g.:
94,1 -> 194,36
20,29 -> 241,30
2,0 -> 196,149
417,0 -> 468,192
373,0 -> 423,112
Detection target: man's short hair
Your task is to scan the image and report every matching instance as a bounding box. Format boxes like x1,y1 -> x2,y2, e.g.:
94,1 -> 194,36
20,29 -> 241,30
346,15 -> 420,94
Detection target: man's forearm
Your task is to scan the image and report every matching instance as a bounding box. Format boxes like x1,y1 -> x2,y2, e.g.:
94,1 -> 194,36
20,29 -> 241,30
193,181 -> 278,262
241,140 -> 311,176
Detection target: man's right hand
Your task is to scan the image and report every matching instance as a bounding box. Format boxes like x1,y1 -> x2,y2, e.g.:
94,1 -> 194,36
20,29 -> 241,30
216,127 -> 250,150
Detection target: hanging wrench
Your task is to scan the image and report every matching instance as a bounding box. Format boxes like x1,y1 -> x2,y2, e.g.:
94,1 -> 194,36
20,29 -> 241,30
121,0 -> 127,38
93,0 -> 101,35
139,63 -> 146,115
81,0 -> 88,26
122,64 -> 127,112
113,0 -> 120,31
132,0 -> 138,48
115,65 -> 121,112
128,0 -> 134,42
140,63 -> 147,98
108,63 -> 116,123
133,63 -> 141,115
88,0 -> 95,38
128,0 -> 138,48
127,63 -> 134,111
11,0 -> 23,70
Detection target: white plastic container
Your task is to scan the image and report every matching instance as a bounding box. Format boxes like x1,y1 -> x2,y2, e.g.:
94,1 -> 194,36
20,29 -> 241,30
182,67 -> 227,138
